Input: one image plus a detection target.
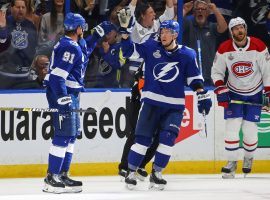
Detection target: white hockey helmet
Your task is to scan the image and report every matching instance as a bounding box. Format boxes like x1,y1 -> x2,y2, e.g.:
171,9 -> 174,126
228,17 -> 247,34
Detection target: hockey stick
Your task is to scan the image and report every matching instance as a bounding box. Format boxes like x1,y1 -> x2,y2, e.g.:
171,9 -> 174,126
197,39 -> 207,138
0,107 -> 96,113
202,110 -> 207,138
0,90 -> 112,113
197,39 -> 203,73
230,100 -> 264,107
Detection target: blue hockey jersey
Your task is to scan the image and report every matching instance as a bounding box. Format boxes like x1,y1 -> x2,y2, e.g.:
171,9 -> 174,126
121,38 -> 204,109
45,35 -> 96,98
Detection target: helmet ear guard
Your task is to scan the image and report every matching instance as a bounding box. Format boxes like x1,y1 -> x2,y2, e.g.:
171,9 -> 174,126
64,12 -> 88,32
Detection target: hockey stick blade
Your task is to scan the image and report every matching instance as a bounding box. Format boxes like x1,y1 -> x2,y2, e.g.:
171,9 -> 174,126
0,107 -> 97,113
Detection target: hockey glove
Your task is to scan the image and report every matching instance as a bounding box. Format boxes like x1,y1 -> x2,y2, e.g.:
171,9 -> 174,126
214,85 -> 230,108
117,7 -> 134,34
57,96 -> 72,117
197,90 -> 212,115
93,21 -> 116,39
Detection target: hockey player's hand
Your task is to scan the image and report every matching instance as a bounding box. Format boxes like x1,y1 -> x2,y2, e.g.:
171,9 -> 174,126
197,90 -> 212,115
57,96 -> 72,116
93,21 -> 116,39
117,7 -> 134,34
214,85 -> 230,108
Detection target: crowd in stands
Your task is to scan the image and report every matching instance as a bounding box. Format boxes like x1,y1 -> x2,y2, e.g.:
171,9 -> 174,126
0,0 -> 269,89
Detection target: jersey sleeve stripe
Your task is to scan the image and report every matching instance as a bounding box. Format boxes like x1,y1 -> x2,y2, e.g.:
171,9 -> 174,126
51,67 -> 69,79
187,75 -> 204,85
66,80 -> 82,88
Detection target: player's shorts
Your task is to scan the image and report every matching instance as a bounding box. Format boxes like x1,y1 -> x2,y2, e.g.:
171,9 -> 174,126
46,87 -> 81,137
135,102 -> 184,138
224,91 -> 262,122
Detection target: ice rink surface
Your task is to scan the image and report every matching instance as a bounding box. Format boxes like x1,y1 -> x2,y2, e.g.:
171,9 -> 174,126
0,174 -> 270,200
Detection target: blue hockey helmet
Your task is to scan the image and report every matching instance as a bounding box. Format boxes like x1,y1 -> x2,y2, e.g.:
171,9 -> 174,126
64,12 -> 88,31
160,20 -> 180,34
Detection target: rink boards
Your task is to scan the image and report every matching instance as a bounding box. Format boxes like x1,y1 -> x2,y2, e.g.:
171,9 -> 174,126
0,89 -> 269,178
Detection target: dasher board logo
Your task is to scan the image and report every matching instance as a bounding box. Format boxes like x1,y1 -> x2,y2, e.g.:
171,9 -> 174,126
175,95 -> 201,143
231,61 -> 254,78
239,110 -> 270,148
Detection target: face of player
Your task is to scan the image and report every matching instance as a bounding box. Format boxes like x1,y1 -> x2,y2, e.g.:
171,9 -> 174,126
160,28 -> 178,49
141,6 -> 156,28
194,2 -> 209,27
76,26 -> 84,39
231,24 -> 247,43
11,0 -> 27,22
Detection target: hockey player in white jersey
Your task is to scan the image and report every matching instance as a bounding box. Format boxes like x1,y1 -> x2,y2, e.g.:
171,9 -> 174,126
43,13 -> 115,193
211,17 -> 270,178
118,11 -> 212,190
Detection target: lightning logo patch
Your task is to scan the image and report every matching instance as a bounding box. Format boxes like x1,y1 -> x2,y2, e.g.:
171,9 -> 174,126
153,62 -> 179,82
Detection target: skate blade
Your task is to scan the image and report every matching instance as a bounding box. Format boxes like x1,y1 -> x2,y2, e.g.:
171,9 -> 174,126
126,183 -> 136,190
222,172 -> 235,179
120,176 -> 125,182
136,174 -> 146,182
243,173 -> 249,178
148,182 -> 165,191
65,186 -> 82,193
42,183 -> 67,194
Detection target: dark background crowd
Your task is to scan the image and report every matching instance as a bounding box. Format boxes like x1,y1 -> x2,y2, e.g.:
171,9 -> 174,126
0,0 -> 269,90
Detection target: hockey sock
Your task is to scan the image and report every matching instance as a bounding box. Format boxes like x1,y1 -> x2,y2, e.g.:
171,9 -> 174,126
48,135 -> 70,174
242,120 -> 258,158
61,137 -> 76,172
153,131 -> 176,171
61,144 -> 75,172
225,118 -> 242,161
128,135 -> 151,171
140,134 -> 159,168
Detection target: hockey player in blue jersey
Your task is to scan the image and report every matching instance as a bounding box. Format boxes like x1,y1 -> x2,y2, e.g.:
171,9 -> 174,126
118,10 -> 212,190
43,13 -> 115,194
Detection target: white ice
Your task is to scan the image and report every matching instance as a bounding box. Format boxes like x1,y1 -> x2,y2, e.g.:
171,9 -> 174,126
0,174 -> 270,200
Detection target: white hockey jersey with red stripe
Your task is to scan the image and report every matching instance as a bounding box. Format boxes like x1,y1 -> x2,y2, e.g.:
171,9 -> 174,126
211,37 -> 270,95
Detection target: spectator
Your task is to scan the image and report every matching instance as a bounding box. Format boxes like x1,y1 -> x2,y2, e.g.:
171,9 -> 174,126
233,0 -> 270,48
84,24 -> 123,88
208,0 -> 235,23
37,0 -> 64,57
28,54 -> 49,87
119,0 -> 174,88
0,0 -> 38,89
35,0 -> 51,15
10,54 -> 49,89
182,0 -> 227,86
25,0 -> 41,31
70,0 -> 91,18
